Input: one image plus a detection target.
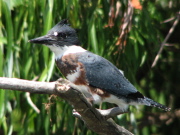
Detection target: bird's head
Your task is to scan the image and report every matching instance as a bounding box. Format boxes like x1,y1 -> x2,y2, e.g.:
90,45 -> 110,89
29,19 -> 80,46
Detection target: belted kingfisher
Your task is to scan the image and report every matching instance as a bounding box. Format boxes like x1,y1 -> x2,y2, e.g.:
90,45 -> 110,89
29,19 -> 170,111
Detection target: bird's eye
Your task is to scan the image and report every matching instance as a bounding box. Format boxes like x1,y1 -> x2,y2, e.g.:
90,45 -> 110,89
59,33 -> 67,38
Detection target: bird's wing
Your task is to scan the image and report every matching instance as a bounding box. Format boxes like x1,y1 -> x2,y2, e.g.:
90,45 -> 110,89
77,51 -> 143,99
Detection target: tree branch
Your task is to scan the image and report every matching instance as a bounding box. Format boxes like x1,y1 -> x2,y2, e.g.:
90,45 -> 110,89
0,77 -> 133,135
0,77 -> 56,94
151,12 -> 180,68
97,107 -> 128,120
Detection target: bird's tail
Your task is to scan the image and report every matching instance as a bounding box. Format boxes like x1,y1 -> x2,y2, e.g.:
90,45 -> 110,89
139,97 -> 171,111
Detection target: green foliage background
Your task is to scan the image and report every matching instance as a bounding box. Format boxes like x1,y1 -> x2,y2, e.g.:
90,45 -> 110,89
0,0 -> 180,135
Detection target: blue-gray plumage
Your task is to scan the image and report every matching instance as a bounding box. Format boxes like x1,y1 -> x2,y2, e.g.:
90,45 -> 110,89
29,19 -> 171,111
77,51 -> 139,97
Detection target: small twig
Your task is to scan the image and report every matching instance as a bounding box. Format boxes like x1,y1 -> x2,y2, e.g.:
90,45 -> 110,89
25,92 -> 40,113
161,16 -> 175,23
72,109 -> 84,120
73,107 -> 128,120
162,11 -> 180,23
97,107 -> 128,120
25,77 -> 41,113
151,14 -> 180,68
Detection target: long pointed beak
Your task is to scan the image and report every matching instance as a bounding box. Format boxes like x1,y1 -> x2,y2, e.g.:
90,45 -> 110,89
29,35 -> 54,45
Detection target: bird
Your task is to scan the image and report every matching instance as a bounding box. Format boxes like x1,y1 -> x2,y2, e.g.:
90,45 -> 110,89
29,19 -> 170,112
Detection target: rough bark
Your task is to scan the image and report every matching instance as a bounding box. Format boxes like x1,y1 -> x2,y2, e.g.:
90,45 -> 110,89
0,77 -> 133,135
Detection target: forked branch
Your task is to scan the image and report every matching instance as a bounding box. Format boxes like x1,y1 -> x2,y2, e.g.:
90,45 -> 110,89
0,77 -> 133,135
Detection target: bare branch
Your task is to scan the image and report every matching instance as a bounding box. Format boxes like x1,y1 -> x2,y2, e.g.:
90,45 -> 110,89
0,77 -> 56,94
97,107 -> 128,120
0,77 -> 133,135
151,13 -> 180,68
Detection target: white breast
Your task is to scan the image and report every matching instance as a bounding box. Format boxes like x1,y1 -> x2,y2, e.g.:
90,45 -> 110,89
48,45 -> 86,59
